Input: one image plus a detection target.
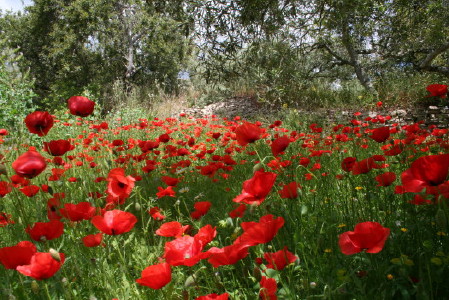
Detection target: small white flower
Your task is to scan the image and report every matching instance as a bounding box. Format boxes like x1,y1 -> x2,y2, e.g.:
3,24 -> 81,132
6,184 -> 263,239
179,187 -> 190,193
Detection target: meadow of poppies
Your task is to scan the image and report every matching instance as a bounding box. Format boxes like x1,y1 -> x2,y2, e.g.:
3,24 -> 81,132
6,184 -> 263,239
1,85 -> 449,299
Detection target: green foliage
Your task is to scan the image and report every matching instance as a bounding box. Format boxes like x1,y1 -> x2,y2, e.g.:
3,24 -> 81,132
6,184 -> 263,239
238,40 -> 305,107
193,40 -> 378,109
375,71 -> 447,108
1,0 -> 192,111
1,0 -> 449,113
193,0 -> 449,109
0,39 -> 36,131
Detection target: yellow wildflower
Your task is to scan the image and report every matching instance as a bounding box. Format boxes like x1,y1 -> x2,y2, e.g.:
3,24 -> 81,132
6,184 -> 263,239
431,257 -> 443,265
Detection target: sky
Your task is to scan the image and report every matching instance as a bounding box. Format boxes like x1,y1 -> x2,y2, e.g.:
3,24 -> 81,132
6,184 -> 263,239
0,0 -> 32,12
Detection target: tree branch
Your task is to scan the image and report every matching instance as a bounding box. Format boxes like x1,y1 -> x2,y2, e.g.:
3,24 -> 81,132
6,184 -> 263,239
419,42 -> 449,69
419,65 -> 449,76
316,43 -> 351,65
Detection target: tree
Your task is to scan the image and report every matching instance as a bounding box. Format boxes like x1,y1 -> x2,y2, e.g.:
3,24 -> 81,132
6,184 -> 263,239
1,0 -> 193,109
0,35 -> 36,130
379,0 -> 449,76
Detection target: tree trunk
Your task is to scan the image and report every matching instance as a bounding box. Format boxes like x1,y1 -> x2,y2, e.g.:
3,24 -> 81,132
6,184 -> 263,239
340,21 -> 376,93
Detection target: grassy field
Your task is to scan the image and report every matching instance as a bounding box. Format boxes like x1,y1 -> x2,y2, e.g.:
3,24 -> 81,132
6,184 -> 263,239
1,91 -> 449,299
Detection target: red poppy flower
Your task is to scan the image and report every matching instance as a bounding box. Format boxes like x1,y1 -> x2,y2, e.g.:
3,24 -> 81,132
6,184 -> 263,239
375,172 -> 396,187
311,123 -> 325,133
351,157 -> 376,175
47,194 -> 63,220
409,194 -> 433,205
278,182 -> 300,199
426,84 -> 448,98
438,181 -> 449,199
0,128 -> 8,136
235,214 -> 285,247
401,154 -> 449,194
0,212 -> 14,227
60,202 -> 96,222
148,207 -> 166,221
136,262 -> 171,289
158,133 -> 171,143
161,176 -> 180,186
20,185 -> 40,197
229,203 -> 247,218
156,186 -> 176,198
43,140 -> 72,156
16,251 -> 65,280
341,157 -> 356,172
0,181 -> 13,197
206,242 -> 250,268
384,144 -> 403,156
369,126 -> 390,143
24,111 -> 54,136
139,140 -> 160,152
67,96 -> 95,117
82,233 -> 104,247
211,132 -> 222,139
177,148 -> 190,156
260,276 -> 277,300
106,168 -> 135,204
196,293 -> 229,300
163,236 -> 203,266
233,170 -> 277,205
338,221 -> 390,255
156,221 -> 190,237
163,225 -> 216,266
26,220 -> 64,242
191,201 -> 212,220
299,157 -> 310,167
12,149 -> 47,179
0,241 -> 37,269
263,246 -> 298,270
271,136 -> 291,156
234,122 -> 263,146
91,209 -> 137,235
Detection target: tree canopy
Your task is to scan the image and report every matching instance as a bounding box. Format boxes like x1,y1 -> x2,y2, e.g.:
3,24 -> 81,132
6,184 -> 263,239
0,0 -> 447,110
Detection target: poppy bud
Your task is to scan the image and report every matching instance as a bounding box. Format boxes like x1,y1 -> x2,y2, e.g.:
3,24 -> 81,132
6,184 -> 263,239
31,281 -> 39,294
253,163 -> 263,174
49,248 -> 61,262
184,275 -> 197,288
